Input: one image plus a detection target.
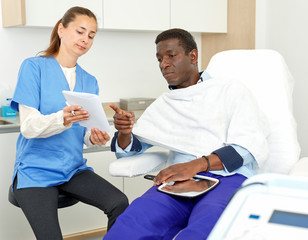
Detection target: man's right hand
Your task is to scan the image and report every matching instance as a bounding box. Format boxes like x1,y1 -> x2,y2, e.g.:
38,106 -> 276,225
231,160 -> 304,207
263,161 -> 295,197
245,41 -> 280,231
110,103 -> 135,149
110,103 -> 135,134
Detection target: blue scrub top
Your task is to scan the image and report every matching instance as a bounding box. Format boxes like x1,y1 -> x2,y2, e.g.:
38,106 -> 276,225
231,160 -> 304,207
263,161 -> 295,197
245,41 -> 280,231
11,56 -> 99,189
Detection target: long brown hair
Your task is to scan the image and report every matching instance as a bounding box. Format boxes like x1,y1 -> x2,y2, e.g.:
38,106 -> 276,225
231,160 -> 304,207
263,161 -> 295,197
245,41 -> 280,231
39,6 -> 97,57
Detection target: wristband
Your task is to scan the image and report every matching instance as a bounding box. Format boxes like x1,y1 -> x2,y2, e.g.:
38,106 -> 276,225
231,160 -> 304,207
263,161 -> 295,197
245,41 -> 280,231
202,155 -> 210,172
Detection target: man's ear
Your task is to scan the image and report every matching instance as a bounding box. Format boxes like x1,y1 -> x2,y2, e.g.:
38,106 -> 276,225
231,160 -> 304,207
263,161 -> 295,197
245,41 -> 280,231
190,49 -> 198,65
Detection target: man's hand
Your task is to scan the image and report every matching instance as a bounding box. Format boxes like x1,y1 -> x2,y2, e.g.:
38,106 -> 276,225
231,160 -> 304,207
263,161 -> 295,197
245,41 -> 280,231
109,103 -> 135,134
153,160 -> 203,186
63,105 -> 89,126
109,103 -> 135,149
161,179 -> 211,193
154,155 -> 223,186
89,128 -> 110,146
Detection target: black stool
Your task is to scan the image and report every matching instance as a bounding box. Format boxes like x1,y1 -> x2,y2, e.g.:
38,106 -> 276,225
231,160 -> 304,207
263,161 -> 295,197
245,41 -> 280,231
8,185 -> 79,208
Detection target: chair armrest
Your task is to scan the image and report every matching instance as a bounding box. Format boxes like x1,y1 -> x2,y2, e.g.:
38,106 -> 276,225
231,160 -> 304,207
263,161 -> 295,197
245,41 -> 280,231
109,151 -> 168,177
289,157 -> 308,176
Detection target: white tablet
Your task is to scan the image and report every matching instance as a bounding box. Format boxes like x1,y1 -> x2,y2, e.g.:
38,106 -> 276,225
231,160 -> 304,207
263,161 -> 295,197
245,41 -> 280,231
157,174 -> 220,198
62,90 -> 111,132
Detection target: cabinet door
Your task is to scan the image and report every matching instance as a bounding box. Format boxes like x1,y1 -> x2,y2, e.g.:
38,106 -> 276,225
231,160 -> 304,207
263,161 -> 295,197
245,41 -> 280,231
103,0 -> 169,31
170,0 -> 227,33
0,133 -> 33,240
124,174 -> 155,203
25,0 -> 103,28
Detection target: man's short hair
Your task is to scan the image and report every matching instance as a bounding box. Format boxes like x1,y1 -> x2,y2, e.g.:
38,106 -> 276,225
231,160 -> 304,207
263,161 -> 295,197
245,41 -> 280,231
155,28 -> 198,55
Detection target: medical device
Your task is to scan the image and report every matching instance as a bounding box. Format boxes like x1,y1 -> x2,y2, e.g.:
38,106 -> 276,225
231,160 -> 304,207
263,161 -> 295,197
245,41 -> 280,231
208,173 -> 308,240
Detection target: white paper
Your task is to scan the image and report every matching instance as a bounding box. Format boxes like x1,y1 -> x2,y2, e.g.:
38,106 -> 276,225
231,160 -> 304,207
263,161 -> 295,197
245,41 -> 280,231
62,91 -> 111,132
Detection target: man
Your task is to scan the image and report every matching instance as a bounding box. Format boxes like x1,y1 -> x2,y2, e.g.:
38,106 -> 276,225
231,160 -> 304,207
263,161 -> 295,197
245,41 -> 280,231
104,28 -> 269,239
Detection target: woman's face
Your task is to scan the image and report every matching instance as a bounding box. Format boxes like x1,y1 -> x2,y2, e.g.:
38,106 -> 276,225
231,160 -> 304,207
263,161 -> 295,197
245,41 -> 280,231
58,14 -> 97,58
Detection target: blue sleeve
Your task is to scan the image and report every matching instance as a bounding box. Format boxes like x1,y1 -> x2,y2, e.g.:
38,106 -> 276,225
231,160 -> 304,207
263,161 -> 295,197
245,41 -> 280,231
93,78 -> 99,95
92,76 -> 99,95
11,58 -> 41,112
212,144 -> 256,172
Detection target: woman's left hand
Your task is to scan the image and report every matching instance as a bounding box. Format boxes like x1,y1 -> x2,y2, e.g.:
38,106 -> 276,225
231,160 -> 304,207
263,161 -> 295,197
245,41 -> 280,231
89,128 -> 110,145
63,105 -> 89,126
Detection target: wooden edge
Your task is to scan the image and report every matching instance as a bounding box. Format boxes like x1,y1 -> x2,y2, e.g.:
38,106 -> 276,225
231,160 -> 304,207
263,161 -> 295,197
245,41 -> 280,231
21,0 -> 26,25
1,0 -> 26,27
63,227 -> 107,240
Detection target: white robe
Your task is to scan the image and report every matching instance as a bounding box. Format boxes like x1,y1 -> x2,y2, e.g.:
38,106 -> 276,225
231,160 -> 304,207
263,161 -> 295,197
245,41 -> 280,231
133,78 -> 269,169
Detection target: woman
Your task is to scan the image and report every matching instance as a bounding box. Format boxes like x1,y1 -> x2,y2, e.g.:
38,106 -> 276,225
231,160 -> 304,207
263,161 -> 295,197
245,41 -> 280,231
10,6 -> 128,240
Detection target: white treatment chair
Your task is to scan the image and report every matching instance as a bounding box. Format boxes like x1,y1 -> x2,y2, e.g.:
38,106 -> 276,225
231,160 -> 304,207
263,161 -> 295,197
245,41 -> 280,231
109,49 -> 308,178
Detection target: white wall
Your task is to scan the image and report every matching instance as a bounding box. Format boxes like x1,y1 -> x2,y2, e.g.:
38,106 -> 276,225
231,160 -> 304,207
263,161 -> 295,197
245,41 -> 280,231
256,0 -> 308,158
0,8 -> 201,103
0,27 -> 167,102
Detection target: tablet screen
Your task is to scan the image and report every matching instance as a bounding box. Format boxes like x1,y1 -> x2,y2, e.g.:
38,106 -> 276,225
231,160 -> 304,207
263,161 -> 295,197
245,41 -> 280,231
157,175 -> 220,198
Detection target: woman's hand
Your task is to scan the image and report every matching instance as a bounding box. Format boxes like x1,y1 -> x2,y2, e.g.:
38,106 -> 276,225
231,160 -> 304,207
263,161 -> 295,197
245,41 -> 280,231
63,105 -> 89,126
89,128 -> 110,146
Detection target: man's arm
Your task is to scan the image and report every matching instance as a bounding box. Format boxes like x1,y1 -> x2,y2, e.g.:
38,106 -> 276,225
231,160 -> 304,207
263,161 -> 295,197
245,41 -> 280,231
153,153 -> 223,185
109,103 -> 135,149
153,145 -> 255,186
110,103 -> 153,158
212,145 -> 255,173
111,132 -> 142,153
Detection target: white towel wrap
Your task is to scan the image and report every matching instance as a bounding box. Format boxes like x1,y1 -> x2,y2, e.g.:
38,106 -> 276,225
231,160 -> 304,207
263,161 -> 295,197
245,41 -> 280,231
133,79 -> 269,169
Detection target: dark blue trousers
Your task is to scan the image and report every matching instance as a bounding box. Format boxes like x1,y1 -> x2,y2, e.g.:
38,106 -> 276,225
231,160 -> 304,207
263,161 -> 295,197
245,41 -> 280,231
104,173 -> 246,240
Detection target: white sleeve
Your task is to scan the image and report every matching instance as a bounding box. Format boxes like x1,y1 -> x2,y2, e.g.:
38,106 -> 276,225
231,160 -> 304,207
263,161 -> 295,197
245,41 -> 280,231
84,129 -> 94,147
19,104 -> 72,139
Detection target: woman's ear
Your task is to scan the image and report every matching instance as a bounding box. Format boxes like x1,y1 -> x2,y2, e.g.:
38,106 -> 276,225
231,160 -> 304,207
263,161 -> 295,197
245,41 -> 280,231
190,49 -> 198,65
58,23 -> 64,39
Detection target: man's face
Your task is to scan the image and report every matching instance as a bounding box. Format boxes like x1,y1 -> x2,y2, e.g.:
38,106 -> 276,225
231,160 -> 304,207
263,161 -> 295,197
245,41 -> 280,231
156,38 -> 197,88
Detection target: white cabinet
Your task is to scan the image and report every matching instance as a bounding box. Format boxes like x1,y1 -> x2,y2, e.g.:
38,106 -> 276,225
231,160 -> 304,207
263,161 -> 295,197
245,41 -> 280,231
170,0 -> 228,33
58,151 -> 123,235
24,0 -> 103,28
0,132 -> 35,240
124,174 -> 155,203
102,0 -> 170,31
103,0 -> 227,32
2,0 -> 227,32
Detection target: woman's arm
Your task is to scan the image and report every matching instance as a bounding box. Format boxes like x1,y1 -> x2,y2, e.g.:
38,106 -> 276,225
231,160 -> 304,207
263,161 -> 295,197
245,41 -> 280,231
19,104 -> 71,139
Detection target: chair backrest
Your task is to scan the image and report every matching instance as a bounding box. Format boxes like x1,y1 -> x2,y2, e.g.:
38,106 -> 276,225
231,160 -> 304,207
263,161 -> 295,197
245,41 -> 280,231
206,49 -> 300,174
